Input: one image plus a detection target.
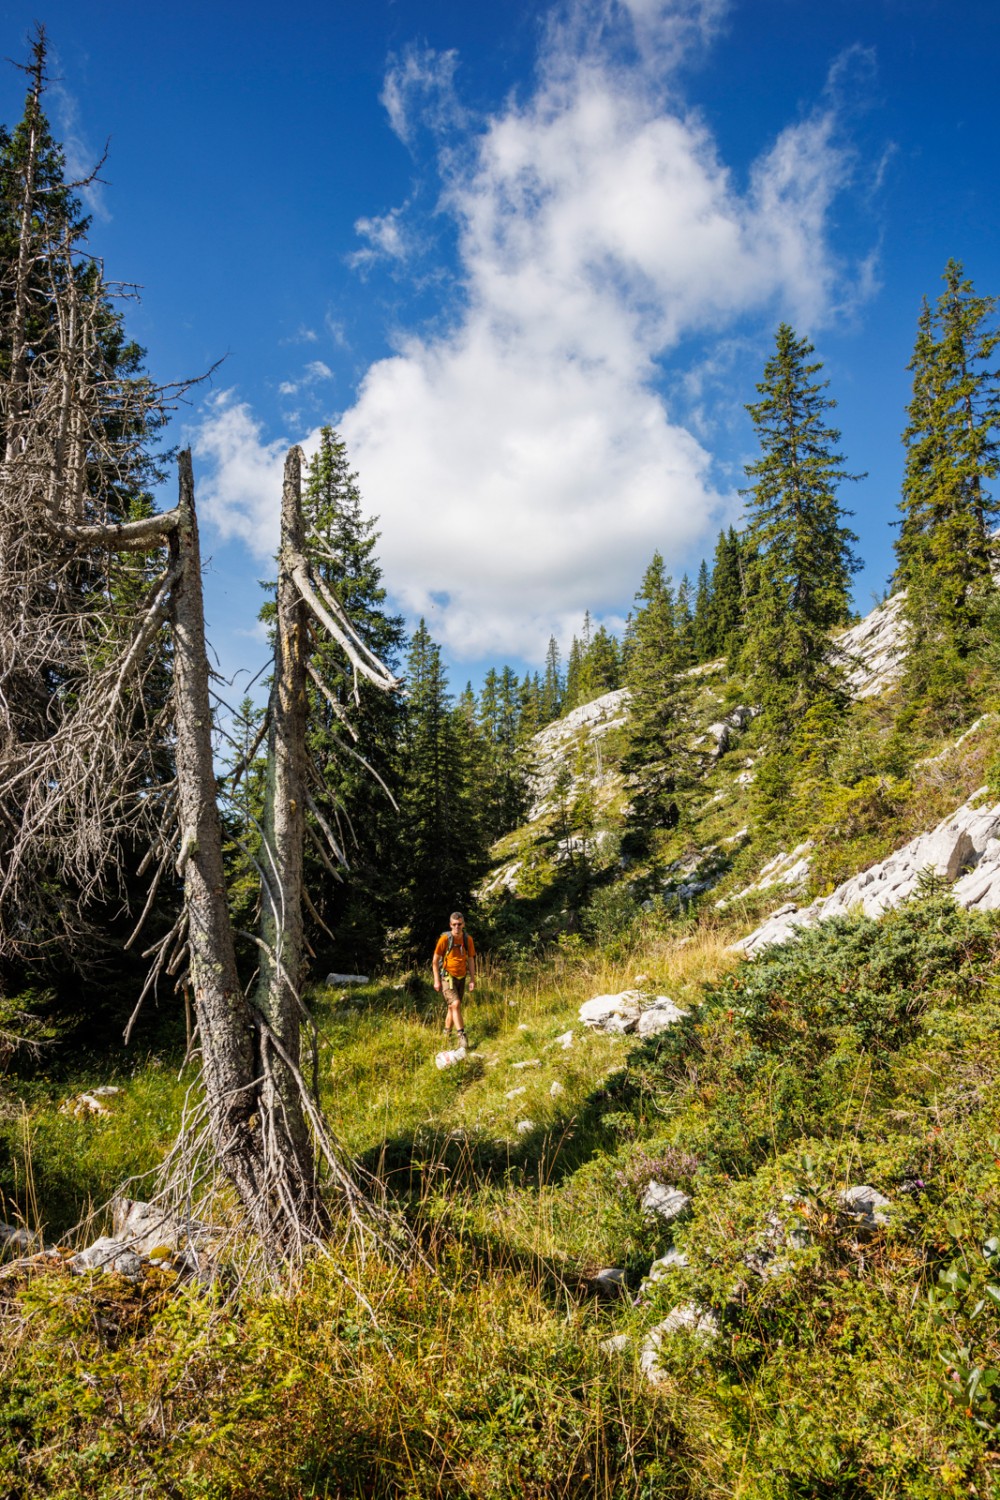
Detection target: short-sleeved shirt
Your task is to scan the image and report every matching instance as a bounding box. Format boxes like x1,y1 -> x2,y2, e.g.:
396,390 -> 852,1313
434,931 -> 476,978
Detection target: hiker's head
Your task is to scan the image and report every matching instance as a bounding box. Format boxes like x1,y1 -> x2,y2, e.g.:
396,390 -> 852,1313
450,912 -> 464,931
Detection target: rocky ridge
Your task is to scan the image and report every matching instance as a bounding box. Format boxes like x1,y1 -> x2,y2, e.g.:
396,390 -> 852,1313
737,789 -> 1000,957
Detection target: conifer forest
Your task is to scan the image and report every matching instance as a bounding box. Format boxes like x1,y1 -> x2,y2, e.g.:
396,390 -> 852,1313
3,22 -> 1000,1500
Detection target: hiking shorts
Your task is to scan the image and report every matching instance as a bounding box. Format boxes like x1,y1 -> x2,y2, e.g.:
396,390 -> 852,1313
442,974 -> 466,1003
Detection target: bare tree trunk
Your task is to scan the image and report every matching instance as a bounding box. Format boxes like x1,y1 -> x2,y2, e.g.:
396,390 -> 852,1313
251,446 -> 322,1215
168,452 -> 274,1238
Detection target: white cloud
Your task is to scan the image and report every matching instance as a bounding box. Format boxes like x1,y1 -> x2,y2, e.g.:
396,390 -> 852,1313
193,0 -> 877,664
349,207 -> 412,270
189,392 -> 290,553
276,360 -> 334,400
380,44 -> 466,149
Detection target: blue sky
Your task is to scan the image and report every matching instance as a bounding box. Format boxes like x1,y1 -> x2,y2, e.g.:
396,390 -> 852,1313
2,0 -> 998,694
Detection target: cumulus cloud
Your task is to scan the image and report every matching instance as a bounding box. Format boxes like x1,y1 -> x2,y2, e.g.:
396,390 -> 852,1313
193,0 -> 878,663
190,393 -> 291,552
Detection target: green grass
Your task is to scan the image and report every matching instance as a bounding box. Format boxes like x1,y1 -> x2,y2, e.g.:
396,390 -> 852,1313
4,897 -> 1000,1496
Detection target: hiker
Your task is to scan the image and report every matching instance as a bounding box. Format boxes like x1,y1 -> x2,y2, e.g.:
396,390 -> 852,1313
433,911 -> 476,1050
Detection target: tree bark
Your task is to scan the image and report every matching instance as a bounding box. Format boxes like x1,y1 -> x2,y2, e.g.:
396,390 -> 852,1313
169,452 -> 275,1237
252,446 -> 321,1210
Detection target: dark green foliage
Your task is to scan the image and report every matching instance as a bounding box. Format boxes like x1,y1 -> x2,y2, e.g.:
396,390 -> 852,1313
295,428 -> 407,971
738,325 -> 862,834
740,324 -> 862,729
621,552 -> 692,845
706,893 -> 996,1070
705,525 -> 748,664
477,666 -> 531,842
692,556 -> 714,661
0,33 -> 173,1000
397,620 -> 488,955
541,635 -> 563,722
674,572 -> 695,665
895,262 -> 1000,714
561,612 -> 622,714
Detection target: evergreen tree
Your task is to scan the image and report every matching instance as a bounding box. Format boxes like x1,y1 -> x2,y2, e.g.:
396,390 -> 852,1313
541,635 -> 563,722
692,558 -> 714,662
397,621 -> 486,954
740,324 -> 862,730
0,31 -> 173,988
675,573 -> 695,665
706,527 -> 746,664
621,553 -> 691,846
299,427 -> 407,969
577,622 -> 621,702
477,665 -> 529,842
895,261 -> 1000,687
519,671 -> 542,738
563,634 -> 584,713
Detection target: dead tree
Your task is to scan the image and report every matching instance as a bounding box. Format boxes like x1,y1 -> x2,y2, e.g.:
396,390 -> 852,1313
0,38 -> 402,1262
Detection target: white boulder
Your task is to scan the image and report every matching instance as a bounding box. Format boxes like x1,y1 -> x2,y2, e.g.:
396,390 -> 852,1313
838,1184 -> 891,1230
641,1182 -> 691,1224
636,998 -> 688,1038
579,991 -> 643,1033
72,1236 -> 143,1279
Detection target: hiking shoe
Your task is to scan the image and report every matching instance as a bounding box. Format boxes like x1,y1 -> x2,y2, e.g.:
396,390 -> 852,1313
457,1029 -> 469,1049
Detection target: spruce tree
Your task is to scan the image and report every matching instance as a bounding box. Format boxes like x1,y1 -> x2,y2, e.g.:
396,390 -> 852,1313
477,665 -> 529,842
563,634 -> 584,713
895,261 -> 1000,694
675,573 -> 695,665
577,622 -> 621,703
706,527 -> 747,664
397,621 -> 485,954
621,553 -> 691,847
740,324 -> 862,729
541,635 -> 563,722
692,558 -> 714,662
299,427 -> 406,968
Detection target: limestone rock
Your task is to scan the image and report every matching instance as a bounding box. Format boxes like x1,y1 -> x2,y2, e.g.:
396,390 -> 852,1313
636,997 -> 688,1038
516,1119 -> 535,1134
590,1267 -> 626,1297
641,1304 -> 719,1381
505,1086 -> 527,1100
511,1058 -> 540,1070
600,1332 -> 631,1356
639,1248 -> 689,1297
579,991 -> 642,1033
112,1198 -> 193,1255
831,592 -> 907,700
325,973 -> 368,986
641,1182 -> 690,1224
549,1080 -> 564,1097
0,1223 -> 42,1255
737,791 -> 1000,957
72,1237 -> 143,1279
838,1184 -> 891,1231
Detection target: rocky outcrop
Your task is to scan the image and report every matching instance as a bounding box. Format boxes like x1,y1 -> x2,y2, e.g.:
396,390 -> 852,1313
112,1197 -> 196,1256
718,841 -> 814,909
838,1184 -> 892,1233
528,688 -> 630,820
579,991 -> 688,1035
72,1236 -> 143,1279
831,592 -> 907,699
737,791 -> 1000,957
